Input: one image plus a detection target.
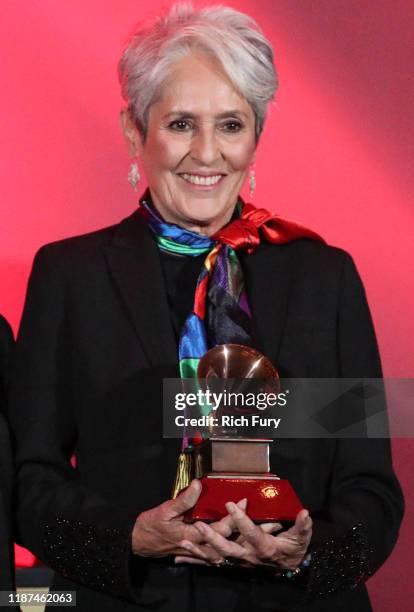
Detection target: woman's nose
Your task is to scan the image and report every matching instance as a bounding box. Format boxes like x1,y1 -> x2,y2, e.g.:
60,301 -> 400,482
190,127 -> 221,165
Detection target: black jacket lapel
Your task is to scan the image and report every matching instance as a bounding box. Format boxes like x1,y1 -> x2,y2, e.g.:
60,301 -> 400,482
103,210 -> 178,369
243,243 -> 294,368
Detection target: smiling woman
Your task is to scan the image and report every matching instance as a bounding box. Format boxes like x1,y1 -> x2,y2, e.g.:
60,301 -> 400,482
120,50 -> 257,235
7,3 -> 403,612
117,1 -> 277,237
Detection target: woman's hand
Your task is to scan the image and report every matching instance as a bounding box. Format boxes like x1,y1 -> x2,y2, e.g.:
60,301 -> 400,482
175,503 -> 312,570
132,480 -> 246,559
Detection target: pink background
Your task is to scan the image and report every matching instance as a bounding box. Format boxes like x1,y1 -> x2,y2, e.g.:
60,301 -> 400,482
1,1 -> 413,608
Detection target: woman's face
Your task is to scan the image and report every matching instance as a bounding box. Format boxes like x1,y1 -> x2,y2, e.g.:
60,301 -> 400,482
122,51 -> 257,235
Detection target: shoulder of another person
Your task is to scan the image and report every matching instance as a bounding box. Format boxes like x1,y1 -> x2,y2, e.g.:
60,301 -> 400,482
0,316 -> 13,397
0,315 -> 13,346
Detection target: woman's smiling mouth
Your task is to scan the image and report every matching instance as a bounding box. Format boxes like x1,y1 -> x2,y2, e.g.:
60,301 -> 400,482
177,173 -> 226,188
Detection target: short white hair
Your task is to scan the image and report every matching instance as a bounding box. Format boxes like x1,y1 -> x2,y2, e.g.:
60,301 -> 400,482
118,2 -> 278,142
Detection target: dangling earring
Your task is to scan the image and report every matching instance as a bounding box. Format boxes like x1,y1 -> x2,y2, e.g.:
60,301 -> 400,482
128,160 -> 141,191
249,163 -> 256,199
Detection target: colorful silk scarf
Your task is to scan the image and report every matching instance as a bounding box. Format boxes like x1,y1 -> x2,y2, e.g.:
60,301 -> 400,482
139,197 -> 254,381
138,190 -> 324,495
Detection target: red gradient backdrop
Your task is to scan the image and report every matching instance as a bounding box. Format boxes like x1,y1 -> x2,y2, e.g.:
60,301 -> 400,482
1,1 -> 413,608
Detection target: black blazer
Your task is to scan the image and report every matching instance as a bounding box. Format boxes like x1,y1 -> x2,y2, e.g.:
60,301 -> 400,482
0,314 -> 15,592
8,209 -> 403,611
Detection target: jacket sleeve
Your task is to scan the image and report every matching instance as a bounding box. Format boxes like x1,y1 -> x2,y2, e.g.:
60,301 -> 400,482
305,252 -> 404,599
7,246 -> 145,603
0,315 -> 16,594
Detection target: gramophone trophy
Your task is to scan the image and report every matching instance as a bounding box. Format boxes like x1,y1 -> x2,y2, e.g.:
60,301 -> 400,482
183,344 -> 303,523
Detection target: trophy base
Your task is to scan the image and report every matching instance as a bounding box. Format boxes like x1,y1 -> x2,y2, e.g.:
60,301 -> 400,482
184,473 -> 303,523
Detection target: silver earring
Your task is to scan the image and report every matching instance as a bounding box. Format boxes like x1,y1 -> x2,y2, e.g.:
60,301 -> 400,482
128,161 -> 141,191
249,164 -> 256,199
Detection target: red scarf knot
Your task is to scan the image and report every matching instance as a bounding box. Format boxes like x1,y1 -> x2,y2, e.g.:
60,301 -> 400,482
212,201 -> 324,253
213,217 -> 261,253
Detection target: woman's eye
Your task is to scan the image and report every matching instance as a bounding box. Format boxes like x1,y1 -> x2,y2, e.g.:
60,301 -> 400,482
221,121 -> 243,132
169,120 -> 192,131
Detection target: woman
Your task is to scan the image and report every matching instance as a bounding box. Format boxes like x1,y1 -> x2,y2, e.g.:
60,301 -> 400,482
0,315 -> 16,595
8,4 -> 403,611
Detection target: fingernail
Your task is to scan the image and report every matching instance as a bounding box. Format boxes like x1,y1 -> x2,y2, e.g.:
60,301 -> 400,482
226,502 -> 237,513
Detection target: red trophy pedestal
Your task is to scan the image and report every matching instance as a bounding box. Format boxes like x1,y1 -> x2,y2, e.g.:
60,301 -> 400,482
183,438 -> 303,523
185,474 -> 303,523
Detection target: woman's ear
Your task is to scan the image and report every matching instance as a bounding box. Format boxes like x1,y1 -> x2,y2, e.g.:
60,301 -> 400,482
119,108 -> 144,157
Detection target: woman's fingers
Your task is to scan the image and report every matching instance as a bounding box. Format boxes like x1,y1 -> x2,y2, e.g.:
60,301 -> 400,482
296,510 -> 312,537
175,555 -> 209,566
285,509 -> 312,544
210,498 -> 247,538
224,502 -> 267,550
179,539 -> 212,561
260,522 -> 283,534
224,503 -> 312,562
193,521 -> 248,561
167,480 -> 202,519
176,506 -> 313,568
236,521 -> 282,545
177,509 -> 313,569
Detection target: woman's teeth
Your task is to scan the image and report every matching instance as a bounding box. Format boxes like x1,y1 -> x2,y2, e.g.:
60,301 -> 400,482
181,173 -> 222,186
